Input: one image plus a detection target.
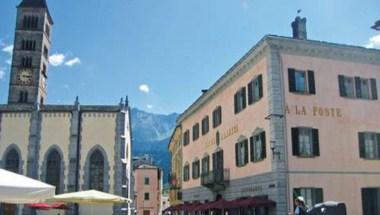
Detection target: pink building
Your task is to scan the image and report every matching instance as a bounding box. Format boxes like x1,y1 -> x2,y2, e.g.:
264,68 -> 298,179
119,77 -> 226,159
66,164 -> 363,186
134,164 -> 163,215
174,17 -> 380,215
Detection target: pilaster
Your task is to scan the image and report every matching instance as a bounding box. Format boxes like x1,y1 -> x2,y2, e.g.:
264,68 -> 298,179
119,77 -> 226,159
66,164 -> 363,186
266,45 -> 289,214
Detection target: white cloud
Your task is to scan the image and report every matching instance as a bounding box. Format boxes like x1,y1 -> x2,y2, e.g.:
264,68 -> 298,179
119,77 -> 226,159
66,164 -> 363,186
0,68 -> 5,80
49,53 -> 66,66
2,45 -> 13,55
6,59 -> 11,65
63,84 -> 70,89
139,84 -> 150,93
147,104 -> 153,109
366,34 -> 380,48
65,57 -> 81,67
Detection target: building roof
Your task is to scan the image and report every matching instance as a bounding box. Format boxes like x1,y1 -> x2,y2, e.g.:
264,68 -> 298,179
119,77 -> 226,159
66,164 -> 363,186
18,0 -> 48,8
17,0 -> 54,25
177,35 -> 380,123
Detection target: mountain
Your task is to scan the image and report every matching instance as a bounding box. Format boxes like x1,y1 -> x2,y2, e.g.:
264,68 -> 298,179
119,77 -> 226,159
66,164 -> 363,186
130,108 -> 179,182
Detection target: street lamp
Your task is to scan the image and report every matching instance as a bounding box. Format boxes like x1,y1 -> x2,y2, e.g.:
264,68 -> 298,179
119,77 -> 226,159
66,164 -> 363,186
372,20 -> 380,31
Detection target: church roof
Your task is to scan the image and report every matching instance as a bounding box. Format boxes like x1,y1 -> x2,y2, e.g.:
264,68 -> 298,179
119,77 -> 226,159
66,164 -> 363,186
18,0 -> 48,8
17,0 -> 53,24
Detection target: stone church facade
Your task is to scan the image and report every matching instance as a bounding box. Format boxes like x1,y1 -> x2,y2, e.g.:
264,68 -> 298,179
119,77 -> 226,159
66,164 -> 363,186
0,0 -> 132,215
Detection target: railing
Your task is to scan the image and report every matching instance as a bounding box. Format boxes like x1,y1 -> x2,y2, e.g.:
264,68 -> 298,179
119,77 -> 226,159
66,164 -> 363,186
201,168 -> 230,186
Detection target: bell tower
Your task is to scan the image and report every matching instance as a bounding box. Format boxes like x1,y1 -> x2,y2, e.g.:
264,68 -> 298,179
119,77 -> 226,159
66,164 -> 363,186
8,0 -> 53,105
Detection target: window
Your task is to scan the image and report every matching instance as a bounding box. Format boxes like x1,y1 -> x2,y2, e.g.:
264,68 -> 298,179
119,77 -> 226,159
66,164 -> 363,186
19,91 -> 28,103
339,75 -> 378,100
5,149 -> 19,173
45,24 -> 50,37
43,46 -> 49,59
46,150 -> 61,194
293,188 -> 323,209
192,123 -> 199,141
201,155 -> 210,175
250,131 -> 266,162
143,211 -> 150,215
192,160 -> 200,179
292,127 -> 320,157
248,74 -> 263,104
23,16 -> 39,29
183,130 -> 190,146
234,87 -> 246,114
144,192 -> 150,200
235,139 -> 248,167
21,40 -> 36,51
362,188 -> 380,215
183,164 -> 190,181
22,56 -> 32,68
288,68 -> 315,94
89,150 -> 104,191
144,177 -> 150,185
201,116 -> 209,135
212,106 -> 222,128
42,64 -> 47,77
359,132 -> 380,159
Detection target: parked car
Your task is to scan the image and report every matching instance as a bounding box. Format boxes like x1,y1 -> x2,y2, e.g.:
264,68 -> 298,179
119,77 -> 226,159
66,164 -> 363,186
307,201 -> 346,215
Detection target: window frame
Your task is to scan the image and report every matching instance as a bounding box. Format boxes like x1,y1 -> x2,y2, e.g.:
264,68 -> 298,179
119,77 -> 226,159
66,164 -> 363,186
288,68 -> 316,95
183,164 -> 190,182
234,87 -> 247,114
359,132 -> 380,160
192,123 -> 200,141
144,176 -> 150,185
293,187 -> 323,209
201,116 -> 209,135
183,130 -> 190,146
250,131 -> 266,162
292,127 -> 320,157
192,159 -> 200,179
339,75 -> 378,100
144,192 -> 150,201
235,139 -> 249,167
212,106 -> 222,128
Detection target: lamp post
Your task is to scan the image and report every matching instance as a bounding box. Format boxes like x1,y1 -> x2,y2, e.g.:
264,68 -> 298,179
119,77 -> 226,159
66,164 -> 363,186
372,20 -> 380,31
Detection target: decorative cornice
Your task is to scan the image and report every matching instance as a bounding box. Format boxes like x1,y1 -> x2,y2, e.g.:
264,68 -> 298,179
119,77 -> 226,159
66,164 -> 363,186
177,38 -> 269,123
177,35 -> 380,124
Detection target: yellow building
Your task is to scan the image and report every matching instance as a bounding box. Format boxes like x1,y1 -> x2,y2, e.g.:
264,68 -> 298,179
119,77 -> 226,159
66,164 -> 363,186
0,0 -> 132,215
168,126 -> 183,206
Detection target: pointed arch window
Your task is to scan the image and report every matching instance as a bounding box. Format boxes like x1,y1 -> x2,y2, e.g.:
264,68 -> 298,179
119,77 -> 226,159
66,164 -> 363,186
89,150 -> 104,191
46,150 -> 61,194
5,149 -> 19,173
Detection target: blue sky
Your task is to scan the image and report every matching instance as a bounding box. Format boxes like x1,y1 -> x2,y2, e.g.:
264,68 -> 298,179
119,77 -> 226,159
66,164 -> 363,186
0,0 -> 379,114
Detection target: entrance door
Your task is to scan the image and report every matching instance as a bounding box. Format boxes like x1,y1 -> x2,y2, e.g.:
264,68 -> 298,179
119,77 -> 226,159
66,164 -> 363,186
143,210 -> 150,215
212,150 -> 224,182
2,204 -> 16,215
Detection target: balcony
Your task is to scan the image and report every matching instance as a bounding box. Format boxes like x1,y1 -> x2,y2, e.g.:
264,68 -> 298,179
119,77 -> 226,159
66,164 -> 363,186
201,168 -> 230,192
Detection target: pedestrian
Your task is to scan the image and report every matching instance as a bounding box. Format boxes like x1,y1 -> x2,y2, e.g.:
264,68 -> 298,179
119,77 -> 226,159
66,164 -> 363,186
294,196 -> 307,215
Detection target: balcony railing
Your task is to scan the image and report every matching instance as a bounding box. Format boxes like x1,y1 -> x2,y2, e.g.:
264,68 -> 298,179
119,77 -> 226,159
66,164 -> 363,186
201,168 -> 230,191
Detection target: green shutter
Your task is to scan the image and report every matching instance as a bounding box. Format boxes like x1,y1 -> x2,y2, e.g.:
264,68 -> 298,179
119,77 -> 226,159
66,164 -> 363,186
288,68 -> 296,92
242,87 -> 247,109
244,139 -> 249,164
314,188 -> 323,205
258,75 -> 263,100
235,143 -> 239,167
312,129 -> 320,156
292,128 -> 300,156
248,81 -> 253,105
370,78 -> 378,100
308,70 -> 316,94
338,75 -> 346,97
234,93 -> 238,114
359,132 -> 365,158
250,136 -> 254,162
261,131 -> 266,159
355,77 -> 362,98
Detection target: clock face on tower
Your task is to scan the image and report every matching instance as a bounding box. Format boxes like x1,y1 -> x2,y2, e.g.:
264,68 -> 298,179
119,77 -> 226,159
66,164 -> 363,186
17,68 -> 33,85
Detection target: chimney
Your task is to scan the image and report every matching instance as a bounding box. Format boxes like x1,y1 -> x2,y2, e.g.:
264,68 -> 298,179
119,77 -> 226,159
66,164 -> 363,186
291,16 -> 307,40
